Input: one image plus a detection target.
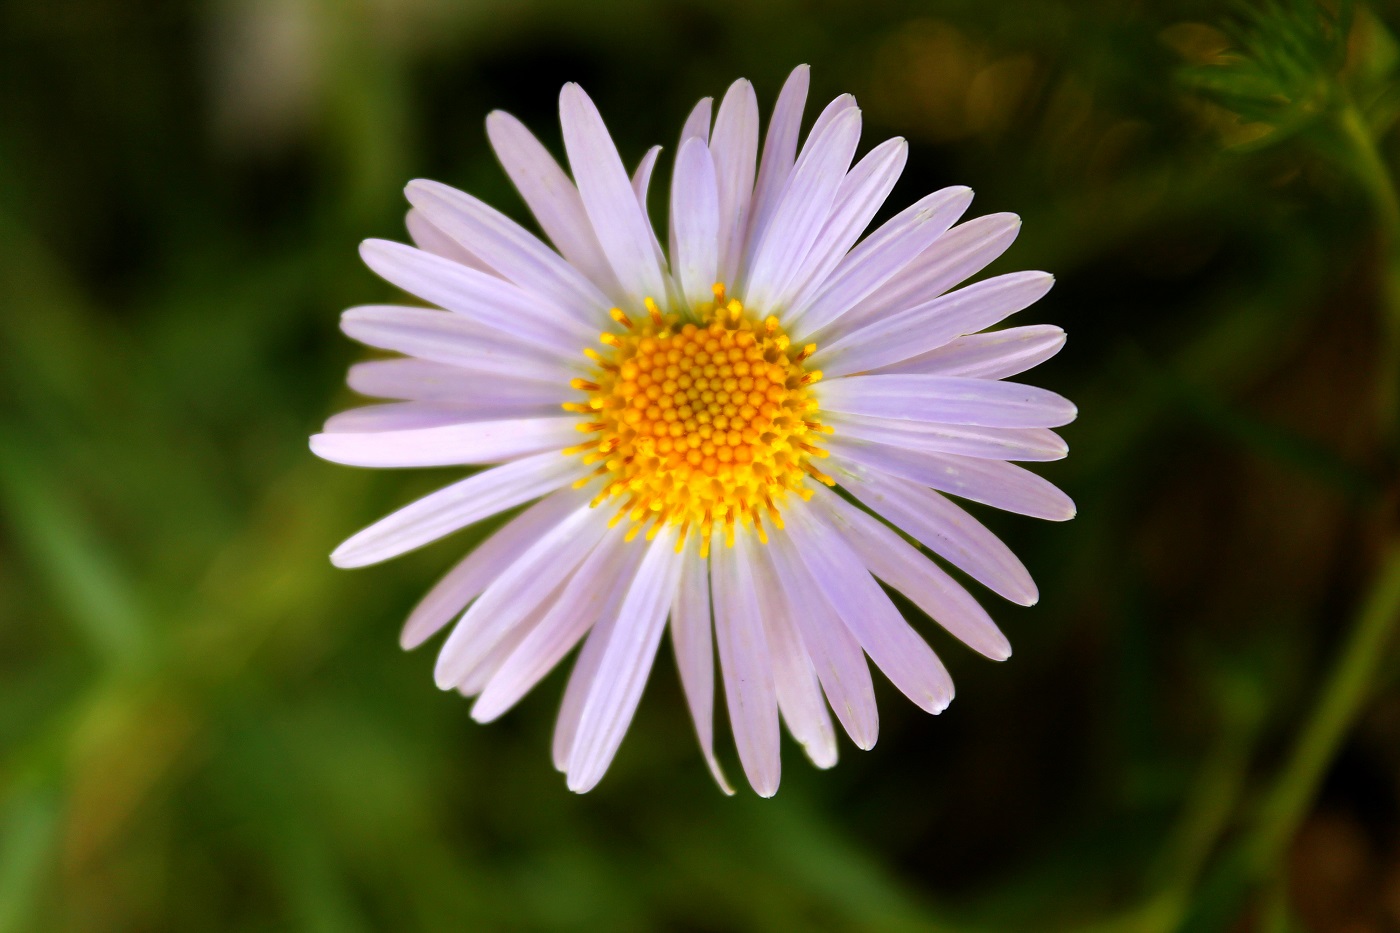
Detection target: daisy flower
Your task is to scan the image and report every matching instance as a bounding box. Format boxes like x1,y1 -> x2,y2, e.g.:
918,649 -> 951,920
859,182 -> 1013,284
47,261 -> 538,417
312,66 -> 1076,796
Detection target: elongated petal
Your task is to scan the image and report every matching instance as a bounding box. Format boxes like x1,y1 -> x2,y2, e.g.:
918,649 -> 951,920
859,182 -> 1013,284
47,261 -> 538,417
743,107 -> 861,310
567,527 -> 685,792
836,467 -> 1037,606
813,489 -> 1012,660
826,414 -> 1068,462
454,596 -> 556,695
310,416 -> 577,468
328,451 -> 582,568
749,540 -> 838,768
485,110 -> 624,298
828,212 -> 1021,340
827,441 -> 1076,521
671,538 -> 734,794
670,138 -> 721,308
712,531 -> 780,796
746,65 -> 810,259
399,489 -> 584,649
405,209 -> 494,273
434,503 -> 611,688
786,504 -> 954,713
768,529 -> 878,749
360,239 -> 594,351
777,136 -> 906,313
710,79 -> 759,283
818,374 -> 1077,428
818,271 -> 1054,376
873,324 -> 1067,379
671,96 -> 714,264
805,94 -> 857,151
323,400 -> 561,433
406,178 -> 613,326
632,145 -> 661,208
472,529 -> 643,722
347,358 -> 559,402
560,83 -> 669,307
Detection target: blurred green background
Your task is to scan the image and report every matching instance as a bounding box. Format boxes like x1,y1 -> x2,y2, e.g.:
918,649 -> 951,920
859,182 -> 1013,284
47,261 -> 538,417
5,0 -> 1400,930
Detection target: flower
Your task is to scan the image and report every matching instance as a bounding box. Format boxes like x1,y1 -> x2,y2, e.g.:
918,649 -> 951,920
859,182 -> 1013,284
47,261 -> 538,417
311,66 -> 1076,796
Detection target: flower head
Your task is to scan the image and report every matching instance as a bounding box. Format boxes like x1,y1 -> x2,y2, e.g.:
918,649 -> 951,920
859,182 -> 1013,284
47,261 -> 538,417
312,66 -> 1076,795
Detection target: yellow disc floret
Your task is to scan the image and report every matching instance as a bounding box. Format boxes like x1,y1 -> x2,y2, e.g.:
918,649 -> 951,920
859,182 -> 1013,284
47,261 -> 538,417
562,285 -> 833,554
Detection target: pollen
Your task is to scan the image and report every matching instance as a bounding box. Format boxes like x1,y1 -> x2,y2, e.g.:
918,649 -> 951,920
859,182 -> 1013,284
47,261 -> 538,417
564,285 -> 832,553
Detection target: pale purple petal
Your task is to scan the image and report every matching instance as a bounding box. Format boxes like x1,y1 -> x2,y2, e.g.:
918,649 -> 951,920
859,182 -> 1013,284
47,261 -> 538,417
405,178 -> 613,326
786,504 -> 954,714
749,539 -> 838,768
671,538 -> 734,794
328,451 -> 583,568
787,186 -> 973,339
434,503 -> 611,688
775,136 -> 906,313
680,97 -> 713,143
670,138 -> 721,308
835,468 -> 1037,607
817,271 -> 1055,376
742,107 -> 861,311
712,531 -> 780,796
472,529 -> 644,722
323,400 -> 560,433
872,325 -> 1067,379
826,414 -> 1068,461
484,110 -> 625,299
818,374 -> 1077,428
347,358 -> 559,402
767,528 -> 878,749
813,488 -> 1012,661
709,79 -> 759,284
340,305 -> 574,383
805,94 -> 857,150
406,209 -> 494,273
560,83 -> 669,307
567,527 -> 685,792
310,416 -> 577,468
827,212 -> 1022,340
827,441 -> 1076,521
454,596 -> 556,695
632,145 -> 661,208
745,65 -> 810,257
399,489 -> 583,649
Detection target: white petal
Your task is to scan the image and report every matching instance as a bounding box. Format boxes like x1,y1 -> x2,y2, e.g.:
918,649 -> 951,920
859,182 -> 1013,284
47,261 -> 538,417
359,239 -> 594,352
749,539 -> 838,768
710,79 -> 759,284
310,416 -> 577,468
767,528 -> 878,749
671,96 -> 714,265
399,489 -> 584,649
826,414 -> 1068,461
484,110 -> 625,299
776,136 -> 906,313
472,528 -> 644,722
454,596 -> 554,696
805,94 -> 857,149
670,537 -> 735,794
670,138 -> 721,308
328,451 -> 582,568
827,212 -> 1022,341
559,83 -> 669,307
872,325 -> 1067,379
742,107 -> 861,311
405,209 -> 494,273
712,530 -> 780,796
813,488 -> 1012,660
817,271 -> 1054,377
632,145 -> 661,208
347,358 -> 559,402
837,467 -> 1035,606
786,503 -> 954,714
323,400 -> 560,433
340,305 -> 573,383
405,178 -> 613,326
433,503 -> 611,688
818,374 -> 1078,428
567,527 -> 685,792
746,65 -> 810,258
788,186 -> 974,338
827,442 -> 1076,521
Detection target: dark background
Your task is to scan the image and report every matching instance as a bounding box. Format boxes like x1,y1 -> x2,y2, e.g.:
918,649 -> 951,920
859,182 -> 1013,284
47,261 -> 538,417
4,0 -> 1400,930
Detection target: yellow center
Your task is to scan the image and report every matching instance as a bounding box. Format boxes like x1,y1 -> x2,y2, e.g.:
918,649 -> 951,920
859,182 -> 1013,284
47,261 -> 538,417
563,285 -> 834,554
